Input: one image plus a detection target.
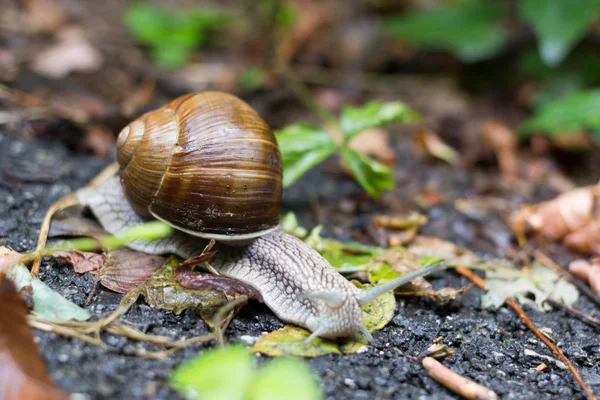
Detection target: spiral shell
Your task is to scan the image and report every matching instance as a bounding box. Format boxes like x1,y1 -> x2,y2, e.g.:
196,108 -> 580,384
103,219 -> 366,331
116,92 -> 282,240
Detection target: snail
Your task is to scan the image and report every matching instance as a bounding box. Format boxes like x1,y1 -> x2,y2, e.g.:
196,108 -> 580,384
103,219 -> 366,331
37,92 -> 444,342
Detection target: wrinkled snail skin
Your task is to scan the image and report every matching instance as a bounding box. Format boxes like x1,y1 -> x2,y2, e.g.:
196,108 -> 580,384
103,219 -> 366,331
79,92 -> 445,341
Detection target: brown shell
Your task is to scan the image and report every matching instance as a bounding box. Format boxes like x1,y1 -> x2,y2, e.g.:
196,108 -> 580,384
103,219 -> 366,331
116,92 -> 282,239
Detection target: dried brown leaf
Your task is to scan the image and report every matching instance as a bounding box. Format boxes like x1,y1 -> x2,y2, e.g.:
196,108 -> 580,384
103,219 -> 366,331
24,0 -> 65,34
569,259 -> 600,295
82,125 -> 115,159
99,249 -> 166,294
31,26 -> 102,79
0,277 -> 67,400
407,236 -> 478,266
176,270 -> 263,302
414,129 -> 459,165
54,250 -> 104,273
0,246 -> 23,274
510,186 -> 600,253
480,120 -> 518,180
48,210 -> 107,239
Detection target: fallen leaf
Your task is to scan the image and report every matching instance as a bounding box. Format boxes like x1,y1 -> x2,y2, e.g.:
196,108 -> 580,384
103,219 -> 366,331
569,258 -> 600,295
482,263 -> 579,311
0,246 -> 23,274
54,250 -> 104,273
6,264 -> 91,322
0,277 -> 67,400
23,0 -> 65,34
480,120 -> 518,180
251,283 -> 395,357
98,249 -> 166,294
510,185 -> 600,253
369,258 -> 467,304
372,213 -> 428,230
82,125 -> 115,159
414,129 -> 460,165
347,128 -> 396,167
176,270 -> 263,302
303,226 -> 384,270
31,26 -> 103,79
407,236 -> 479,266
371,213 -> 428,247
48,210 -> 107,238
141,256 -> 226,315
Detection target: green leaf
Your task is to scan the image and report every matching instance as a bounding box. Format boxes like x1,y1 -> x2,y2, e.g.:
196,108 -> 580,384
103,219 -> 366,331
385,0 -> 508,62
247,358 -> 323,400
340,101 -> 420,140
303,225 -> 384,272
520,0 -> 600,66
520,90 -> 600,137
6,264 -> 91,322
340,148 -> 394,199
516,48 -> 600,108
170,345 -> 254,400
275,124 -> 338,187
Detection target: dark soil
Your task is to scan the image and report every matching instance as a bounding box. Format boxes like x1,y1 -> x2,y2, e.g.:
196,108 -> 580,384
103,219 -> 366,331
2,127 -> 599,400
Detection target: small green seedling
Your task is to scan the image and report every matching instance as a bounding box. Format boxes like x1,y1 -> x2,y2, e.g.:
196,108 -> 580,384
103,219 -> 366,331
275,100 -> 419,199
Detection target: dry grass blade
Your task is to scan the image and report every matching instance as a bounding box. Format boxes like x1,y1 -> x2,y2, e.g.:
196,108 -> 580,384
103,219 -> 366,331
546,298 -> 600,331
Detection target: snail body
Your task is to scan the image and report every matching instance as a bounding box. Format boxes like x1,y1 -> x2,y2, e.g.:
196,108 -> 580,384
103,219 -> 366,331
76,92 -> 443,341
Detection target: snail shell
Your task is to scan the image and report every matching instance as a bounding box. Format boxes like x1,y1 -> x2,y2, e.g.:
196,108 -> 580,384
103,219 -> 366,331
116,92 -> 283,241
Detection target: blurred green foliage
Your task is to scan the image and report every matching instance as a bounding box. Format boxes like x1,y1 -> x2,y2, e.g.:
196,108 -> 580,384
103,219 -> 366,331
170,345 -> 323,400
520,0 -> 600,66
520,90 -> 600,143
386,0 -> 600,140
385,0 -> 508,62
124,4 -> 228,68
276,101 -> 419,199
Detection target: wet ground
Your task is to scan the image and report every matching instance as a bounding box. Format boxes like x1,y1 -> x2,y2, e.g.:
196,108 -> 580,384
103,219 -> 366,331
1,128 -> 599,400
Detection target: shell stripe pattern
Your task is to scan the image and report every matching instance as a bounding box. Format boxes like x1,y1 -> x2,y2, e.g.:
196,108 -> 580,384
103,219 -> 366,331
117,92 -> 283,237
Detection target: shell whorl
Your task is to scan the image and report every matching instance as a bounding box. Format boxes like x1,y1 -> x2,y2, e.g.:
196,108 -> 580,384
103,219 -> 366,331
116,92 -> 283,239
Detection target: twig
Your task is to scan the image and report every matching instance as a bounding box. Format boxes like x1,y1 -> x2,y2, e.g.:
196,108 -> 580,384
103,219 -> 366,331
422,357 -> 498,400
455,266 -> 598,400
546,298 -> 600,331
533,250 -> 600,309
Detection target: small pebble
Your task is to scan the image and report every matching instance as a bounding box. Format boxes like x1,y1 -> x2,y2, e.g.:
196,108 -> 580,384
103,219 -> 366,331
344,378 -> 357,389
58,353 -> 69,362
239,335 -> 256,345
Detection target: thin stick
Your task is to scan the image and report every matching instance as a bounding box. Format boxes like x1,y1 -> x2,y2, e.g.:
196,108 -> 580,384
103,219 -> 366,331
546,298 -> 600,331
455,266 -> 598,400
422,357 -> 498,400
30,162 -> 120,275
534,250 -> 600,309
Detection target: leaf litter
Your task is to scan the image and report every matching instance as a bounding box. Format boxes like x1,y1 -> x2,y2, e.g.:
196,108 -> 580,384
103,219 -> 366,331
0,277 -> 67,400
